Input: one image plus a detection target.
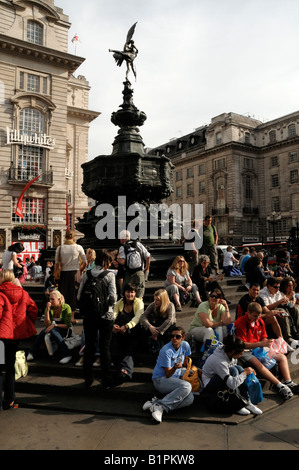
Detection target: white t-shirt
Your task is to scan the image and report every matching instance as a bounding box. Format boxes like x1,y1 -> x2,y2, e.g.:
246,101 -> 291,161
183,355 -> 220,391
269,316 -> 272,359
55,244 -> 86,271
2,250 -> 15,270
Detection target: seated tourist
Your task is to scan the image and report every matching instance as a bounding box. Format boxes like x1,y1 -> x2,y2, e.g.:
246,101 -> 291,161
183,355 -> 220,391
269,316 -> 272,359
236,282 -> 282,339
27,290 -> 72,364
234,301 -> 299,400
164,256 -> 201,311
142,326 -> 194,423
187,288 -> 231,345
140,289 -> 176,354
111,283 -> 144,382
192,255 -> 225,302
202,335 -> 263,415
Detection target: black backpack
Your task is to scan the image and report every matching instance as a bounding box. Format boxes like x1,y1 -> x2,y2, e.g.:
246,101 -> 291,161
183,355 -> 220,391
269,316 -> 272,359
78,270 -> 109,317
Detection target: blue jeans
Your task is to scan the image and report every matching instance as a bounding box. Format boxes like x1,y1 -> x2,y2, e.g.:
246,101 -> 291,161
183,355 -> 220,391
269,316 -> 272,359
29,326 -> 70,359
204,365 -> 250,401
153,375 -> 194,412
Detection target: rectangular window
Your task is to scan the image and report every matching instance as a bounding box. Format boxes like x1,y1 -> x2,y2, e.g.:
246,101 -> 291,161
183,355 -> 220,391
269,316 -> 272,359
186,168 -> 193,178
176,170 -> 182,181
176,187 -> 182,198
244,158 -> 253,169
18,70 -> 50,95
290,170 -> 299,184
198,164 -> 205,175
270,155 -> 279,167
289,151 -> 298,163
271,174 -> 279,187
199,181 -> 205,194
272,196 -> 280,212
213,158 -> 226,170
12,197 -> 44,223
17,145 -> 43,181
291,193 -> 299,211
187,184 -> 193,196
27,21 -> 43,46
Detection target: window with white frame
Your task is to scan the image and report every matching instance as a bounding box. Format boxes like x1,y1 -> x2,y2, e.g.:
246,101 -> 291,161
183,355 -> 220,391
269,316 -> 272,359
12,197 -> 45,223
27,20 -> 43,45
20,108 -> 44,134
19,70 -> 50,95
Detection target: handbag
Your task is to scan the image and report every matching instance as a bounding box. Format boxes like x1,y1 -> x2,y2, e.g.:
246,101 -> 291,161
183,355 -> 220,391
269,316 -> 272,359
53,246 -> 61,281
181,357 -> 201,392
268,337 -> 288,358
208,387 -> 248,413
245,373 -> 263,405
15,350 -> 28,380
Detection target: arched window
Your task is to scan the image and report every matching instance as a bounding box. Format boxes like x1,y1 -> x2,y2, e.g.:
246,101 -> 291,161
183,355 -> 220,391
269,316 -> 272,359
288,123 -> 296,137
20,108 -> 44,134
27,20 -> 43,45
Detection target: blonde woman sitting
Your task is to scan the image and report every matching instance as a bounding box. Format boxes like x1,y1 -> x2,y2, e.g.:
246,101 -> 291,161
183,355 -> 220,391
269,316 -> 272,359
140,289 -> 176,354
164,256 -> 201,311
27,290 -> 73,364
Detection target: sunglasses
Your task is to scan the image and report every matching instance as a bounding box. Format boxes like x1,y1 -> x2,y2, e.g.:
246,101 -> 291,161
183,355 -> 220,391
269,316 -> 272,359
210,294 -> 221,299
171,334 -> 182,339
272,285 -> 280,289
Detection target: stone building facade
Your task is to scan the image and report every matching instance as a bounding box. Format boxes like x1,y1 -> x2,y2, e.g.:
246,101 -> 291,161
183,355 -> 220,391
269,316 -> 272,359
0,0 -> 99,260
148,111 -> 299,246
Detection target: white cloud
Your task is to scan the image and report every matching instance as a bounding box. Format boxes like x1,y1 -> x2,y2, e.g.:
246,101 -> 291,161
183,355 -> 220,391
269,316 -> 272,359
57,0 -> 299,158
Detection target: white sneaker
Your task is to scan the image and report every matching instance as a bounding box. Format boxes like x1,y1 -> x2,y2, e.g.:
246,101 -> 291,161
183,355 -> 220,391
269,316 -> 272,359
75,356 -> 84,367
93,357 -> 101,367
236,407 -> 251,415
59,355 -> 72,364
151,404 -> 164,423
27,353 -> 34,361
246,403 -> 263,415
290,339 -> 299,349
287,343 -> 295,352
142,397 -> 157,411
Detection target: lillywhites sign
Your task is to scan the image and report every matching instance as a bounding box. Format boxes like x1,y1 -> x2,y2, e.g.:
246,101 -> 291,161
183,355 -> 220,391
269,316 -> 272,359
6,127 -> 55,149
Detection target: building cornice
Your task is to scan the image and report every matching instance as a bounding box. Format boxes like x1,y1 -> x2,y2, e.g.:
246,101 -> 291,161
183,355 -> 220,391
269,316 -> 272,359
0,33 -> 84,74
67,106 -> 101,123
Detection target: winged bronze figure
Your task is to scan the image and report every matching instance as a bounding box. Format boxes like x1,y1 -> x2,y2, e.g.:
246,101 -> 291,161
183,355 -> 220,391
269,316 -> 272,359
109,22 -> 138,80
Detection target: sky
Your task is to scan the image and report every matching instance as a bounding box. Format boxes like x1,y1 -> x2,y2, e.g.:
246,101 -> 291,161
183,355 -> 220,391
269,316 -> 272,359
56,0 -> 299,160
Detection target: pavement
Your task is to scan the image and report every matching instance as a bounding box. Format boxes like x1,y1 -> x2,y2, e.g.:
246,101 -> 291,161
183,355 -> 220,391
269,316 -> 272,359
2,277 -> 298,453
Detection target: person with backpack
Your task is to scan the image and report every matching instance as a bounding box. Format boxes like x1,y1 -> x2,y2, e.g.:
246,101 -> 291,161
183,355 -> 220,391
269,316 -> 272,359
117,230 -> 150,299
77,249 -> 117,389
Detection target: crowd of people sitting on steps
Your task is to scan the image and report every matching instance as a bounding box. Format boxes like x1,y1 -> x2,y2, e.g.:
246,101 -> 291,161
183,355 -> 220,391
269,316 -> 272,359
0,224 -> 299,422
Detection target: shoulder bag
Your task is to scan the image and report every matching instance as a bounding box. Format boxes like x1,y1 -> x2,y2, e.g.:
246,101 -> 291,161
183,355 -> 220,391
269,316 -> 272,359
181,357 -> 201,392
53,246 -> 61,281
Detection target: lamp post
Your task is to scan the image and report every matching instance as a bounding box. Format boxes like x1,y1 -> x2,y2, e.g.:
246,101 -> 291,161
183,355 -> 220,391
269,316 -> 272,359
267,211 -> 281,243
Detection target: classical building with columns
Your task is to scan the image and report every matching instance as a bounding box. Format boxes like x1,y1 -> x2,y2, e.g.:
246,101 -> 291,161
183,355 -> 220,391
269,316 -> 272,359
0,0 -> 99,260
148,111 -> 299,246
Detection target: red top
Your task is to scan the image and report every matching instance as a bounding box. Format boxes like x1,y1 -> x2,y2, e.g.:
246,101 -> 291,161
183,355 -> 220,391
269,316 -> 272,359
0,282 -> 38,340
234,314 -> 267,344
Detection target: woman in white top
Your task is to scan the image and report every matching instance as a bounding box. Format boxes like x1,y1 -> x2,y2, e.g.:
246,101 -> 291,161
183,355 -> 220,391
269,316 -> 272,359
54,229 -> 87,324
2,243 -> 24,271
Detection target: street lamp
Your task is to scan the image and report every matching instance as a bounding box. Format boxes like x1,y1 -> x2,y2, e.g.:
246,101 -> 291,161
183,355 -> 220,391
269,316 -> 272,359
267,211 -> 281,243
